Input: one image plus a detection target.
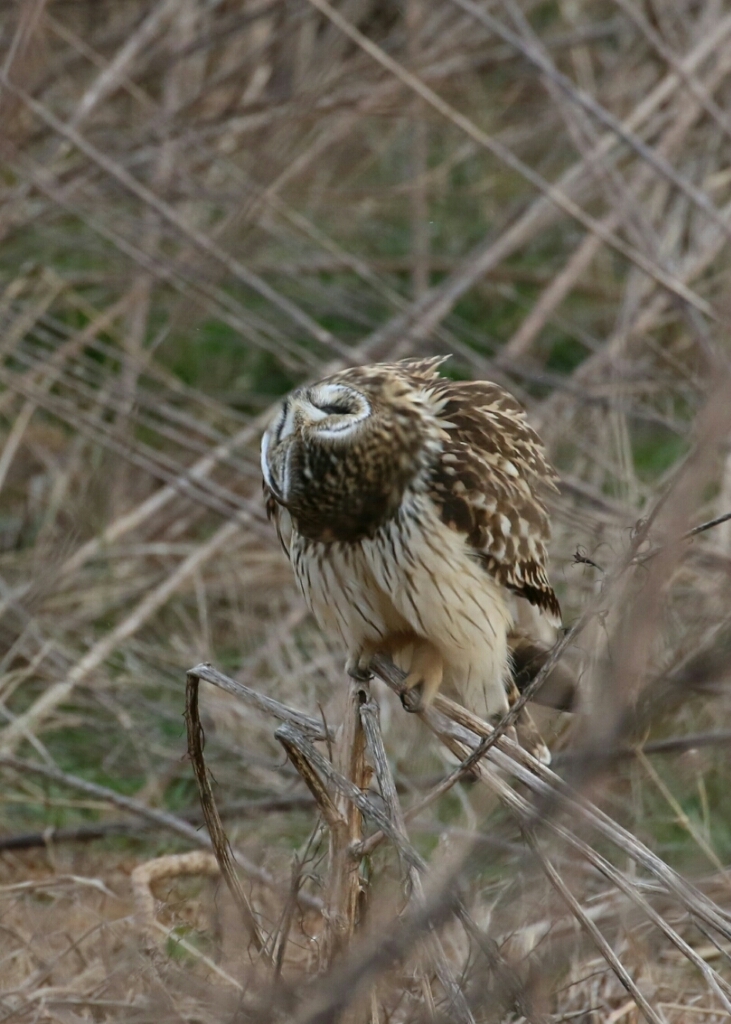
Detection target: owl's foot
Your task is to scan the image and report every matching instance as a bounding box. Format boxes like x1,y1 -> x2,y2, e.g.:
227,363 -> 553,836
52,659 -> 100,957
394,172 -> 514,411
400,687 -> 424,713
399,640 -> 443,713
346,651 -> 374,682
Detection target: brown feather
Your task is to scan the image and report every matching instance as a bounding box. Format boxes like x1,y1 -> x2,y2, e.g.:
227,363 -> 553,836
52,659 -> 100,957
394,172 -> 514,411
424,376 -> 561,622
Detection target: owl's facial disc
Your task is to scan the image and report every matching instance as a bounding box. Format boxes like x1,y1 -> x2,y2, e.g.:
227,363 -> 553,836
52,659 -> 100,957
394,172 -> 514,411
261,384 -> 371,505
304,384 -> 370,440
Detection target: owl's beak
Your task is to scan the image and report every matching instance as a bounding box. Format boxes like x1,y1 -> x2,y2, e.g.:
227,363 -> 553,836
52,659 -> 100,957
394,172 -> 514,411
261,428 -> 280,497
275,398 -> 298,443
261,427 -> 294,507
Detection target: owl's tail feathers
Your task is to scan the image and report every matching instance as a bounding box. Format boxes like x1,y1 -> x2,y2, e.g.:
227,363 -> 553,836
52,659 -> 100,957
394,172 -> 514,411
508,630 -> 578,712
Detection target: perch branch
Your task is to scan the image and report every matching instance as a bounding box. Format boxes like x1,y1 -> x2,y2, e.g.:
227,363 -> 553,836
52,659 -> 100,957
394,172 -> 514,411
188,662 -> 331,740
275,722 -> 423,874
326,679 -> 368,965
359,689 -> 476,1024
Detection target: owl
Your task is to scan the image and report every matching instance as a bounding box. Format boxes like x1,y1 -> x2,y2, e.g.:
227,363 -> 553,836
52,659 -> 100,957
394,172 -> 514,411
261,357 -> 561,759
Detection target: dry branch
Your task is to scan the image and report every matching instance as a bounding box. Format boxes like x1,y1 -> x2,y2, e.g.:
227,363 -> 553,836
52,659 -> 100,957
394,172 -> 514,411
190,662 -> 331,740
359,688 -> 476,1024
322,679 -> 368,966
183,645 -> 731,1021
185,669 -> 270,957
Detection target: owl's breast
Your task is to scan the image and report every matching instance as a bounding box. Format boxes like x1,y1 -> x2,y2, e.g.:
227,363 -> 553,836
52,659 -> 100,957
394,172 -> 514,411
289,493 -> 514,717
290,531 -> 410,648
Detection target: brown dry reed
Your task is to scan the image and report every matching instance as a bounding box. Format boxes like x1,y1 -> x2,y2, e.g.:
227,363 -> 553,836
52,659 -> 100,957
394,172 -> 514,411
1,1 -> 731,1021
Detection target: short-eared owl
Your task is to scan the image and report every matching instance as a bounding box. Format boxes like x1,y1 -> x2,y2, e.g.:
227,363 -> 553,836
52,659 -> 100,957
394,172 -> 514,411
261,357 -> 560,751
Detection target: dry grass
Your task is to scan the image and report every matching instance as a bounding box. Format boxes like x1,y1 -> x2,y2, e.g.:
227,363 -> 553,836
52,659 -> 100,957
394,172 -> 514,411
1,0 -> 731,1020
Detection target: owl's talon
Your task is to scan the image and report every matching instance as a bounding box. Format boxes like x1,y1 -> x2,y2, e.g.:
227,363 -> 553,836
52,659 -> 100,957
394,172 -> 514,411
403,664 -> 441,707
401,669 -> 438,713
400,687 -> 423,713
346,654 -> 373,682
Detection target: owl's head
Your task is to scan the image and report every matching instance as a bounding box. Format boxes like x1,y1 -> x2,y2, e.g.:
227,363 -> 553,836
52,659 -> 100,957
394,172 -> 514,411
261,364 -> 443,542
260,382 -> 372,506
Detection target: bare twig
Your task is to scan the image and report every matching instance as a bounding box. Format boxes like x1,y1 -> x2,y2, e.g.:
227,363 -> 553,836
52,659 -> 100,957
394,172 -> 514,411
188,662 -> 331,741
185,670 -> 271,957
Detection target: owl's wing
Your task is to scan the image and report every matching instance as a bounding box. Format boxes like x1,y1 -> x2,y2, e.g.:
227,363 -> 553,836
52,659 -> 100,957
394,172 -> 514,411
426,380 -> 561,623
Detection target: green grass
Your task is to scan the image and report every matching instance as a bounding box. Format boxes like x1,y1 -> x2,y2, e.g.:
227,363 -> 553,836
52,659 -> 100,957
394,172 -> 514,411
633,430 -> 688,482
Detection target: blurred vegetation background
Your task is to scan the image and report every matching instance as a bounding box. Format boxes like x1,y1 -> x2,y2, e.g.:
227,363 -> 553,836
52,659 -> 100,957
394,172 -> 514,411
1,0 -> 731,1020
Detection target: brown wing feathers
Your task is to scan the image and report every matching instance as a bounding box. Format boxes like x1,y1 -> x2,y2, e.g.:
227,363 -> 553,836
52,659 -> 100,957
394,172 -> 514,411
426,379 -> 561,623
